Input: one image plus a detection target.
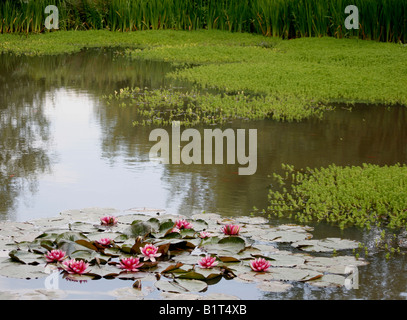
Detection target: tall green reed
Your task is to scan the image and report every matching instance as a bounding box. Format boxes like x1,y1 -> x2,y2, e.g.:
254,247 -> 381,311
0,0 -> 405,43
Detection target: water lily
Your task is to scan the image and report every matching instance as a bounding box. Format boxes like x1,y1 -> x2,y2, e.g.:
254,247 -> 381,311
44,249 -> 66,263
119,257 -> 144,272
96,237 -> 113,247
221,224 -> 240,235
198,255 -> 218,268
171,227 -> 181,233
199,231 -> 212,239
62,259 -> 89,275
250,258 -> 271,272
100,215 -> 118,226
140,244 -> 161,262
175,219 -> 193,230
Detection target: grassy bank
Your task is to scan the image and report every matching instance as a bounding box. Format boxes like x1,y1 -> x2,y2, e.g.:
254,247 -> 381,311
0,0 -> 406,43
268,163 -> 407,229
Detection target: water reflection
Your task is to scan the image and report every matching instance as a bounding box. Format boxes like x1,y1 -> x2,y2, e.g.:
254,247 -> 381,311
0,54 -> 52,219
0,48 -> 407,299
1,49 -> 406,221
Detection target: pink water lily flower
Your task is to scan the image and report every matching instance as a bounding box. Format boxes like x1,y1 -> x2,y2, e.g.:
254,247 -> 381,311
140,244 -> 162,262
100,215 -> 118,226
175,219 -> 193,230
171,227 -> 181,233
221,224 -> 240,236
199,231 -> 212,239
198,255 -> 218,269
96,238 -> 113,247
44,249 -> 66,263
62,259 -> 90,275
119,257 -> 144,272
250,258 -> 271,272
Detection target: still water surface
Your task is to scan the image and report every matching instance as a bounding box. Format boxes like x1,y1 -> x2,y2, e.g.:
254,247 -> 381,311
0,48 -> 406,299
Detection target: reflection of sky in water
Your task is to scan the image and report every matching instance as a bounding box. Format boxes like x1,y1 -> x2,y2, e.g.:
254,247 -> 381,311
17,88 -> 173,221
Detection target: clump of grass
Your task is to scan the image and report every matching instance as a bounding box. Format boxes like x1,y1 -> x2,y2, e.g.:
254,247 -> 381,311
267,163 -> 407,229
102,86 -> 328,126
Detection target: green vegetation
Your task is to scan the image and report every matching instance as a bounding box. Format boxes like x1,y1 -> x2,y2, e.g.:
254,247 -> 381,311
1,0 -> 406,43
123,34 -> 407,123
1,29 -> 406,122
131,36 -> 407,107
268,163 -> 407,229
104,86 -> 328,126
0,29 -> 267,55
0,208 -> 366,291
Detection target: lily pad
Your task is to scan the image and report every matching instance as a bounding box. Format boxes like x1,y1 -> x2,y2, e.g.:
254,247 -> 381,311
235,216 -> 269,225
205,236 -> 246,255
239,267 -> 322,282
267,254 -> 306,268
155,279 -> 208,293
124,221 -> 153,238
307,274 -> 347,287
256,280 -> 293,293
0,260 -> 48,279
255,230 -> 312,243
9,250 -> 44,265
175,268 -> 223,280
69,222 -> 98,233
109,286 -> 152,300
292,238 -> 360,252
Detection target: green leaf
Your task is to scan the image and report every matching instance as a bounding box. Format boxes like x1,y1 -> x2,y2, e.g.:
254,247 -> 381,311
145,218 -> 160,231
124,222 -> 152,238
69,221 -> 98,233
176,268 -> 223,280
55,231 -> 88,243
9,250 -> 44,265
205,236 -> 246,255
155,279 -> 208,293
75,239 -> 98,251
160,262 -> 184,274
159,220 -> 175,231
0,260 -> 48,279
191,219 -> 208,231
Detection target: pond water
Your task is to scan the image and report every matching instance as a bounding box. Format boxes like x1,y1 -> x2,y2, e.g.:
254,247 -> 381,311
0,48 -> 406,299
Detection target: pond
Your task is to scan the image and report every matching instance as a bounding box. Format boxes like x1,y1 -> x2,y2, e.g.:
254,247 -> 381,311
0,48 -> 406,300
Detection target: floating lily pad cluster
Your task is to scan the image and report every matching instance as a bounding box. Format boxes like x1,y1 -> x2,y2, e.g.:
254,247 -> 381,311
0,208 -> 368,298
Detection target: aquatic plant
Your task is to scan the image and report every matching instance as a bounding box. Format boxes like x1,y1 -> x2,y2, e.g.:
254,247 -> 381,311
62,259 -> 90,275
0,209 -> 368,293
199,231 -> 212,239
96,238 -> 113,247
100,215 -> 118,226
175,219 -> 193,230
119,257 -> 144,272
221,224 -> 240,236
198,255 -> 218,269
44,249 -> 66,263
106,86 -> 327,125
250,258 -> 271,272
140,244 -> 162,262
267,163 -> 407,229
